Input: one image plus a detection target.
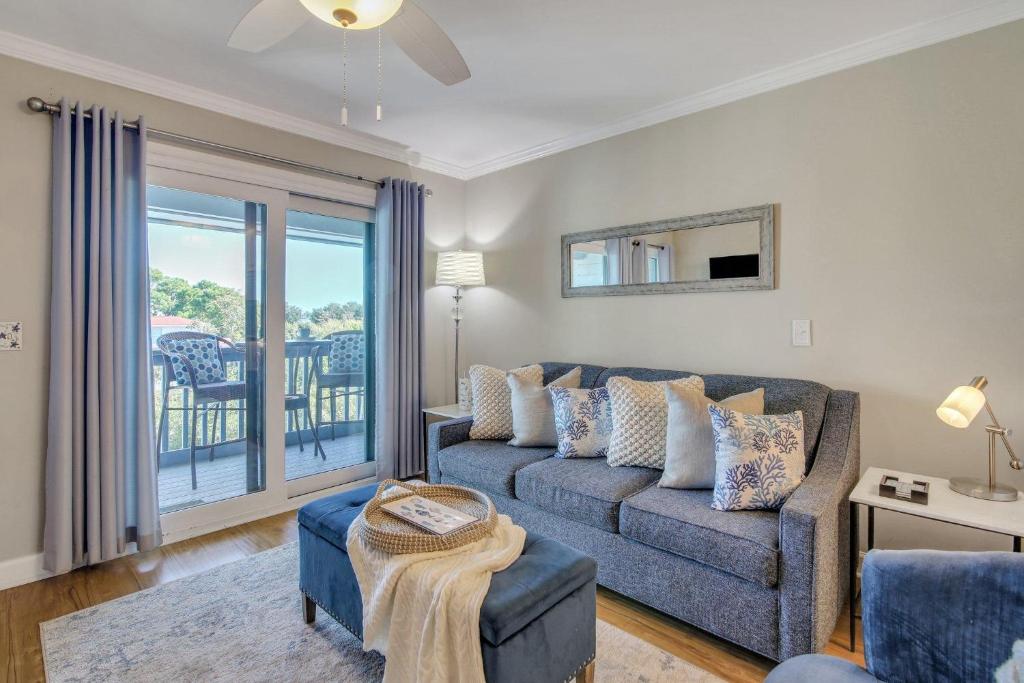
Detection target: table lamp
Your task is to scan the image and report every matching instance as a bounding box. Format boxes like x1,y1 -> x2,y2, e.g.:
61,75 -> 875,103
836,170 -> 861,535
435,250 -> 485,401
936,376 -> 1022,501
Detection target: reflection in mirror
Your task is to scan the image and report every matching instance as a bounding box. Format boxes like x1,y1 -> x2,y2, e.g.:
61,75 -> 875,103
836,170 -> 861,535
569,221 -> 760,287
562,204 -> 774,296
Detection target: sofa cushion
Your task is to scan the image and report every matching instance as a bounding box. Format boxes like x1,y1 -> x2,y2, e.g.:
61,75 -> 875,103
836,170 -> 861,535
540,362 -> 607,389
595,366 -> 699,387
436,440 -> 553,497
515,457 -> 660,533
703,374 -> 831,471
620,486 -> 780,587
481,533 -> 596,646
297,483 -> 376,551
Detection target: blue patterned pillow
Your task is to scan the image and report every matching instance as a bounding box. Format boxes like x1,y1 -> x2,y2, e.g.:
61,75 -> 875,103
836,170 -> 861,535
164,338 -> 226,386
708,404 -> 805,511
328,334 -> 365,374
549,386 -> 613,458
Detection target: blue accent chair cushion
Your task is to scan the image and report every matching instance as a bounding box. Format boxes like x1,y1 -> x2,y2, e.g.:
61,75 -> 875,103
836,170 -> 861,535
299,484 -> 598,683
768,549 -> 1024,682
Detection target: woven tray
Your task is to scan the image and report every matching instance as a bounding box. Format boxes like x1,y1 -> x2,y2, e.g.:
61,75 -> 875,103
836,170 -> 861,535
360,479 -> 497,554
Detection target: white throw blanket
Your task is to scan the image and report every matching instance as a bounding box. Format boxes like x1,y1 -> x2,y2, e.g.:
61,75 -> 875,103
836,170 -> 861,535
347,505 -> 526,683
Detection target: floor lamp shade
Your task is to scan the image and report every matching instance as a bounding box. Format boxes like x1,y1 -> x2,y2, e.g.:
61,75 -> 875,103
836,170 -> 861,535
436,251 -> 486,287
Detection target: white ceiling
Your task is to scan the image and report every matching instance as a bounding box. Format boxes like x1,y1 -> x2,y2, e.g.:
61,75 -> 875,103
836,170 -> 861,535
1,0 -> 1021,178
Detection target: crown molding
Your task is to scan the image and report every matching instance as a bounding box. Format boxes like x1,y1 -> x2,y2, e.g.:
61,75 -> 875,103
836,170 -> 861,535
0,29 -> 469,180
2,1 -> 1021,183
461,0 -> 1024,179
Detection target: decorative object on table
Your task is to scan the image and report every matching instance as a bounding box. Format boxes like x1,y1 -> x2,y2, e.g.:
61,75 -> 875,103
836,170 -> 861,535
380,495 -> 479,535
507,366 -> 582,447
0,322 -> 22,350
549,386 -> 614,458
467,364 -> 541,440
709,405 -> 806,511
878,474 -> 929,504
936,375 -> 1022,501
458,377 -> 472,412
360,479 -> 497,554
435,250 -> 486,401
660,384 -> 765,489
606,375 -> 705,468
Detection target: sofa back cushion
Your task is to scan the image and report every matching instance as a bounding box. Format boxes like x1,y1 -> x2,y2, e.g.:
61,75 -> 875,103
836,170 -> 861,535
596,367 -> 699,386
540,362 -> 607,389
703,375 -> 830,471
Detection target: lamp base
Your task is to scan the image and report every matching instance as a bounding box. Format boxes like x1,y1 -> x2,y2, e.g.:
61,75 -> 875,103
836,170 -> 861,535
949,476 -> 1019,502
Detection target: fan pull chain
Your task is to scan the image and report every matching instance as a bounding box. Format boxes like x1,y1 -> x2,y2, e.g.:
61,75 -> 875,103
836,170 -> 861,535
340,27 -> 349,127
376,26 -> 383,122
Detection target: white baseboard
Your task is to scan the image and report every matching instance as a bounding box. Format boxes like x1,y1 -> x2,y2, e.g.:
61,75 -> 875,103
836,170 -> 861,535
0,552 -> 50,592
0,476 -> 375,593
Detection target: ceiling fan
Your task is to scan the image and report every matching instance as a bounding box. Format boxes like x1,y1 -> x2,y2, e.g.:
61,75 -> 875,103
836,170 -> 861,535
228,0 -> 471,86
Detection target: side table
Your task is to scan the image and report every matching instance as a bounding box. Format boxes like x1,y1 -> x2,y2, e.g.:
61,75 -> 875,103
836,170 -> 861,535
422,404 -> 472,480
848,466 -> 1024,651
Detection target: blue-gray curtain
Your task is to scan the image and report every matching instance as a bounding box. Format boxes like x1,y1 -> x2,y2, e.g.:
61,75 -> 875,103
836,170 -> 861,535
43,101 -> 161,574
374,178 -> 425,479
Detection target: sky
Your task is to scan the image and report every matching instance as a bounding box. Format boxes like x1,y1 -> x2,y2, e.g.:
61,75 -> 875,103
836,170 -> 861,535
148,222 -> 365,312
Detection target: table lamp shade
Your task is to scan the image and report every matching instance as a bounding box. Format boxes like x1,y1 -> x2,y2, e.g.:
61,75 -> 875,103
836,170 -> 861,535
436,251 -> 485,287
936,382 -> 987,429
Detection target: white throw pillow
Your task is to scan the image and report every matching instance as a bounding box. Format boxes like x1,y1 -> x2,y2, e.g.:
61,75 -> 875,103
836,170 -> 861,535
508,367 -> 582,447
659,385 -> 765,489
606,375 -> 705,469
709,404 -> 805,511
549,386 -> 614,458
469,364 -> 543,440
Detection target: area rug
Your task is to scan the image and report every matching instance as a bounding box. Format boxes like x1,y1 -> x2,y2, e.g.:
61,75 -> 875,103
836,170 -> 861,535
41,542 -> 722,682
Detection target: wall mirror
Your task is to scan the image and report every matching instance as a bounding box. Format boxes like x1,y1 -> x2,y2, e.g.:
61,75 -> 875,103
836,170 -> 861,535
561,204 -> 774,297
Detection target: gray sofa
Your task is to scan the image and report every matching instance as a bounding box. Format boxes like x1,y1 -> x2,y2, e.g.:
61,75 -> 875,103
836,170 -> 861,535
427,362 -> 860,662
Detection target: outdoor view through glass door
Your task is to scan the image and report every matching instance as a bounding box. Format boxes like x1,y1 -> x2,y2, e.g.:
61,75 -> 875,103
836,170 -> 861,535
283,198 -> 374,495
148,185 -> 266,514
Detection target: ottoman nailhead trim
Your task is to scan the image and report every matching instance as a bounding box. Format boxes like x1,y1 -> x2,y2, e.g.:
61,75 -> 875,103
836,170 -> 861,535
303,592 -> 364,640
561,654 -> 596,683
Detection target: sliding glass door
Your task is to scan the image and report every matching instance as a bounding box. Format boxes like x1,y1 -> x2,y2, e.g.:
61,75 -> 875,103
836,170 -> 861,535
145,158 -> 376,531
147,183 -> 266,514
283,196 -> 375,496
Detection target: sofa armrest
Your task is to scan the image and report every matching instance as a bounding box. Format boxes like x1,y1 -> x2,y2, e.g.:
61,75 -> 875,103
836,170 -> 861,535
427,416 -> 473,483
778,390 -> 860,659
862,549 -> 1024,682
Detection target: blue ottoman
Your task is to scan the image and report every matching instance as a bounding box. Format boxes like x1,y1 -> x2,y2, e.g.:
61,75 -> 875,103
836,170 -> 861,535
298,484 -> 598,683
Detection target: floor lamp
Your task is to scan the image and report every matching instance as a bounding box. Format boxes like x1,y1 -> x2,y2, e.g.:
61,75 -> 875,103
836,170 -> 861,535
435,250 -> 486,402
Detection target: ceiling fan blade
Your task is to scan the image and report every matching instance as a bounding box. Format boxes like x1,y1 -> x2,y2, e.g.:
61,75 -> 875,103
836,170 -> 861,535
385,1 -> 470,86
228,0 -> 309,52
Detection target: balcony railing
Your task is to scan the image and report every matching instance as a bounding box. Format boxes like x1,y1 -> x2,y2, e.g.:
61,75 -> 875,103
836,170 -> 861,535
152,339 -> 365,465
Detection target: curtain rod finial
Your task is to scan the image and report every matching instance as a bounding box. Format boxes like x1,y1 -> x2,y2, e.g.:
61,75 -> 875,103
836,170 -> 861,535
27,97 -> 47,113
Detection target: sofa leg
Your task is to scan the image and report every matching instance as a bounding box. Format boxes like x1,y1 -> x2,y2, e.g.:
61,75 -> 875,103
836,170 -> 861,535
302,594 -> 316,624
575,660 -> 594,683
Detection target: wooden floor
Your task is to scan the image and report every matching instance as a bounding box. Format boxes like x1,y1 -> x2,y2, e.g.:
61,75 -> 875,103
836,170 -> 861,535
0,512 -> 865,683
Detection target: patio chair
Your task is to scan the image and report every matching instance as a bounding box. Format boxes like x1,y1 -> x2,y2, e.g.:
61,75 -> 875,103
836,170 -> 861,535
309,331 -> 366,442
156,331 -> 246,490
286,340 -> 326,461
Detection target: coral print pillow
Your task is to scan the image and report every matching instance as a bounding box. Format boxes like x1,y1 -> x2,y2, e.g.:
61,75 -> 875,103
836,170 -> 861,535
708,405 -> 805,511
549,387 -> 613,458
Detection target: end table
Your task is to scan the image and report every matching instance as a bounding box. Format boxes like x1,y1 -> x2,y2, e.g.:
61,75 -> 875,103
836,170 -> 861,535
848,466 -> 1024,650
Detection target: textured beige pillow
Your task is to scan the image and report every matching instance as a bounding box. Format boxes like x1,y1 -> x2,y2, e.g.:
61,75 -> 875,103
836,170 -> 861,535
606,375 -> 704,469
659,386 -> 765,489
508,367 -> 582,447
469,364 -> 543,440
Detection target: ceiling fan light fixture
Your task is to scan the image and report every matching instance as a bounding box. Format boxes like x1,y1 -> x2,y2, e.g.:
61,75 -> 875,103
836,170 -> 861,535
299,0 -> 404,30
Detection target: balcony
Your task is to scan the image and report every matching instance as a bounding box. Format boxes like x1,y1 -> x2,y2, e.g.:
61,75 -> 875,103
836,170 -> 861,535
153,339 -> 369,513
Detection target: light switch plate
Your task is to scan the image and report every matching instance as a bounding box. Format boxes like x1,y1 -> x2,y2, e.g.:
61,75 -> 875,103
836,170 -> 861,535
0,322 -> 22,350
792,319 -> 812,347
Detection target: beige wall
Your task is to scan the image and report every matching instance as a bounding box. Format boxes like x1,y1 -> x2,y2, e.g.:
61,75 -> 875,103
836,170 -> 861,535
0,55 -> 465,563
463,21 -> 1024,552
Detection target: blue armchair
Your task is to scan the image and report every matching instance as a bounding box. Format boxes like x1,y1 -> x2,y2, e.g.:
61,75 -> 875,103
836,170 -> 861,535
767,549 -> 1024,682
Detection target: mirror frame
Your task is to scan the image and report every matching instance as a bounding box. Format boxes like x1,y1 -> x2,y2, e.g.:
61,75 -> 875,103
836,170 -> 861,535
560,204 -> 775,297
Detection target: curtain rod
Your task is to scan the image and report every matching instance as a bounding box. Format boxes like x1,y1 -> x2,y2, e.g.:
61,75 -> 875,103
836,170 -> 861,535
25,97 -> 432,196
